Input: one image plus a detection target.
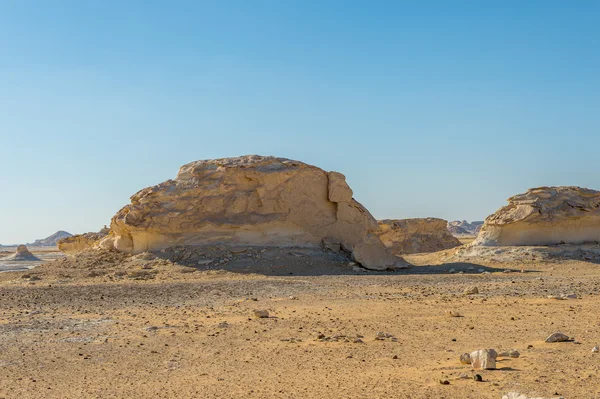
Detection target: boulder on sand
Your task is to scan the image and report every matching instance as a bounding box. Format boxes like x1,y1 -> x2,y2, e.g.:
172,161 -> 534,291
4,245 -> 40,261
105,155 -> 406,270
377,218 -> 462,254
473,186 -> 600,246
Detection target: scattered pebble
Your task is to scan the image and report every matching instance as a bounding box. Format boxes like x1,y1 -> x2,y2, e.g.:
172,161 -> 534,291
464,286 -> 479,295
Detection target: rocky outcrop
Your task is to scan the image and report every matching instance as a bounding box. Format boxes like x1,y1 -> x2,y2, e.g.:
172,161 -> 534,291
447,220 -> 483,236
29,231 -> 72,247
377,218 -> 462,254
3,245 -> 40,261
58,228 -> 109,253
106,155 -> 405,270
473,186 -> 600,246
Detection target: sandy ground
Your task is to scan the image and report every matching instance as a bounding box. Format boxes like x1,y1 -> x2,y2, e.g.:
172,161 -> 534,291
1,246 -> 599,398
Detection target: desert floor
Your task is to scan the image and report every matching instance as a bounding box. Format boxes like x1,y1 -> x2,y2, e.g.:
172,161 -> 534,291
0,247 -> 599,399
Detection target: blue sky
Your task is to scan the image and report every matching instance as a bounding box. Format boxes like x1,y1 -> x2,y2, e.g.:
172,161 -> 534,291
1,1 -> 599,244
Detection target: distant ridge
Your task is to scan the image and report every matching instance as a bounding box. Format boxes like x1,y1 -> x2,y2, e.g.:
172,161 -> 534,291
447,220 -> 483,237
28,231 -> 73,247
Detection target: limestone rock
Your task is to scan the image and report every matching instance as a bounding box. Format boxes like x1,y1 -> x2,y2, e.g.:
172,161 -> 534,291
58,230 -> 109,253
498,349 -> 520,358
459,353 -> 471,364
473,186 -> 600,246
253,310 -> 269,318
545,332 -> 570,343
4,245 -> 40,261
463,286 -> 479,295
106,155 -> 405,270
503,393 -> 564,399
470,349 -> 497,370
377,218 -> 462,254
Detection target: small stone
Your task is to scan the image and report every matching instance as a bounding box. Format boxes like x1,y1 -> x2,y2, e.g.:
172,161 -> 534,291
473,374 -> 483,382
446,310 -> 461,317
562,293 -> 577,299
217,322 -> 229,328
547,295 -> 564,300
592,346 -> 599,353
253,310 -> 269,318
392,355 -> 398,359
545,332 -> 569,343
197,259 -> 214,265
464,286 -> 479,295
448,268 -> 456,274
477,269 -> 484,273
230,247 -> 248,254
470,349 -> 497,370
439,379 -> 450,385
459,353 -> 471,364
498,350 -> 520,358
352,266 -> 366,273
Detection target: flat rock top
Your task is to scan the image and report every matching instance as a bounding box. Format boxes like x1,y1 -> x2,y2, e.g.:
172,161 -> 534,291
176,155 -> 315,181
486,186 -> 600,225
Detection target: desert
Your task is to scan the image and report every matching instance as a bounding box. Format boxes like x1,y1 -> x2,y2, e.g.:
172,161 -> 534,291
2,4 -> 597,398
2,158 -> 600,399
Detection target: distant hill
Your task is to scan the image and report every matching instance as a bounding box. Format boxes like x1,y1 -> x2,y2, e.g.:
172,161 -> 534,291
447,220 -> 483,236
28,231 -> 73,247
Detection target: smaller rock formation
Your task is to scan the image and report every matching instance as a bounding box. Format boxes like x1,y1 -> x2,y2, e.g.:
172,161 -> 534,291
4,245 -> 40,261
377,218 -> 462,254
469,349 -> 497,370
473,186 -> 600,246
57,228 -> 109,253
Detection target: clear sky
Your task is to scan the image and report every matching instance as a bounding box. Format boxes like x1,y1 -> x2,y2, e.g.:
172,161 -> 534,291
1,1 -> 599,244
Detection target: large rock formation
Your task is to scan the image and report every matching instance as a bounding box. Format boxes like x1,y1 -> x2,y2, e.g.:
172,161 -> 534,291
3,245 -> 40,261
377,218 -> 462,254
29,231 -> 72,247
473,186 -> 600,246
57,228 -> 109,253
105,155 -> 405,270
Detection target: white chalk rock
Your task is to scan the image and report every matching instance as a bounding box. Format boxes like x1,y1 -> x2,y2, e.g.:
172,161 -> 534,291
470,349 -> 497,370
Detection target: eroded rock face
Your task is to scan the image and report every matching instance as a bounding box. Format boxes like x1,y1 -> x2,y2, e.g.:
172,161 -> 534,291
58,229 -> 109,253
473,187 -> 600,246
107,155 -> 404,270
377,218 -> 462,254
